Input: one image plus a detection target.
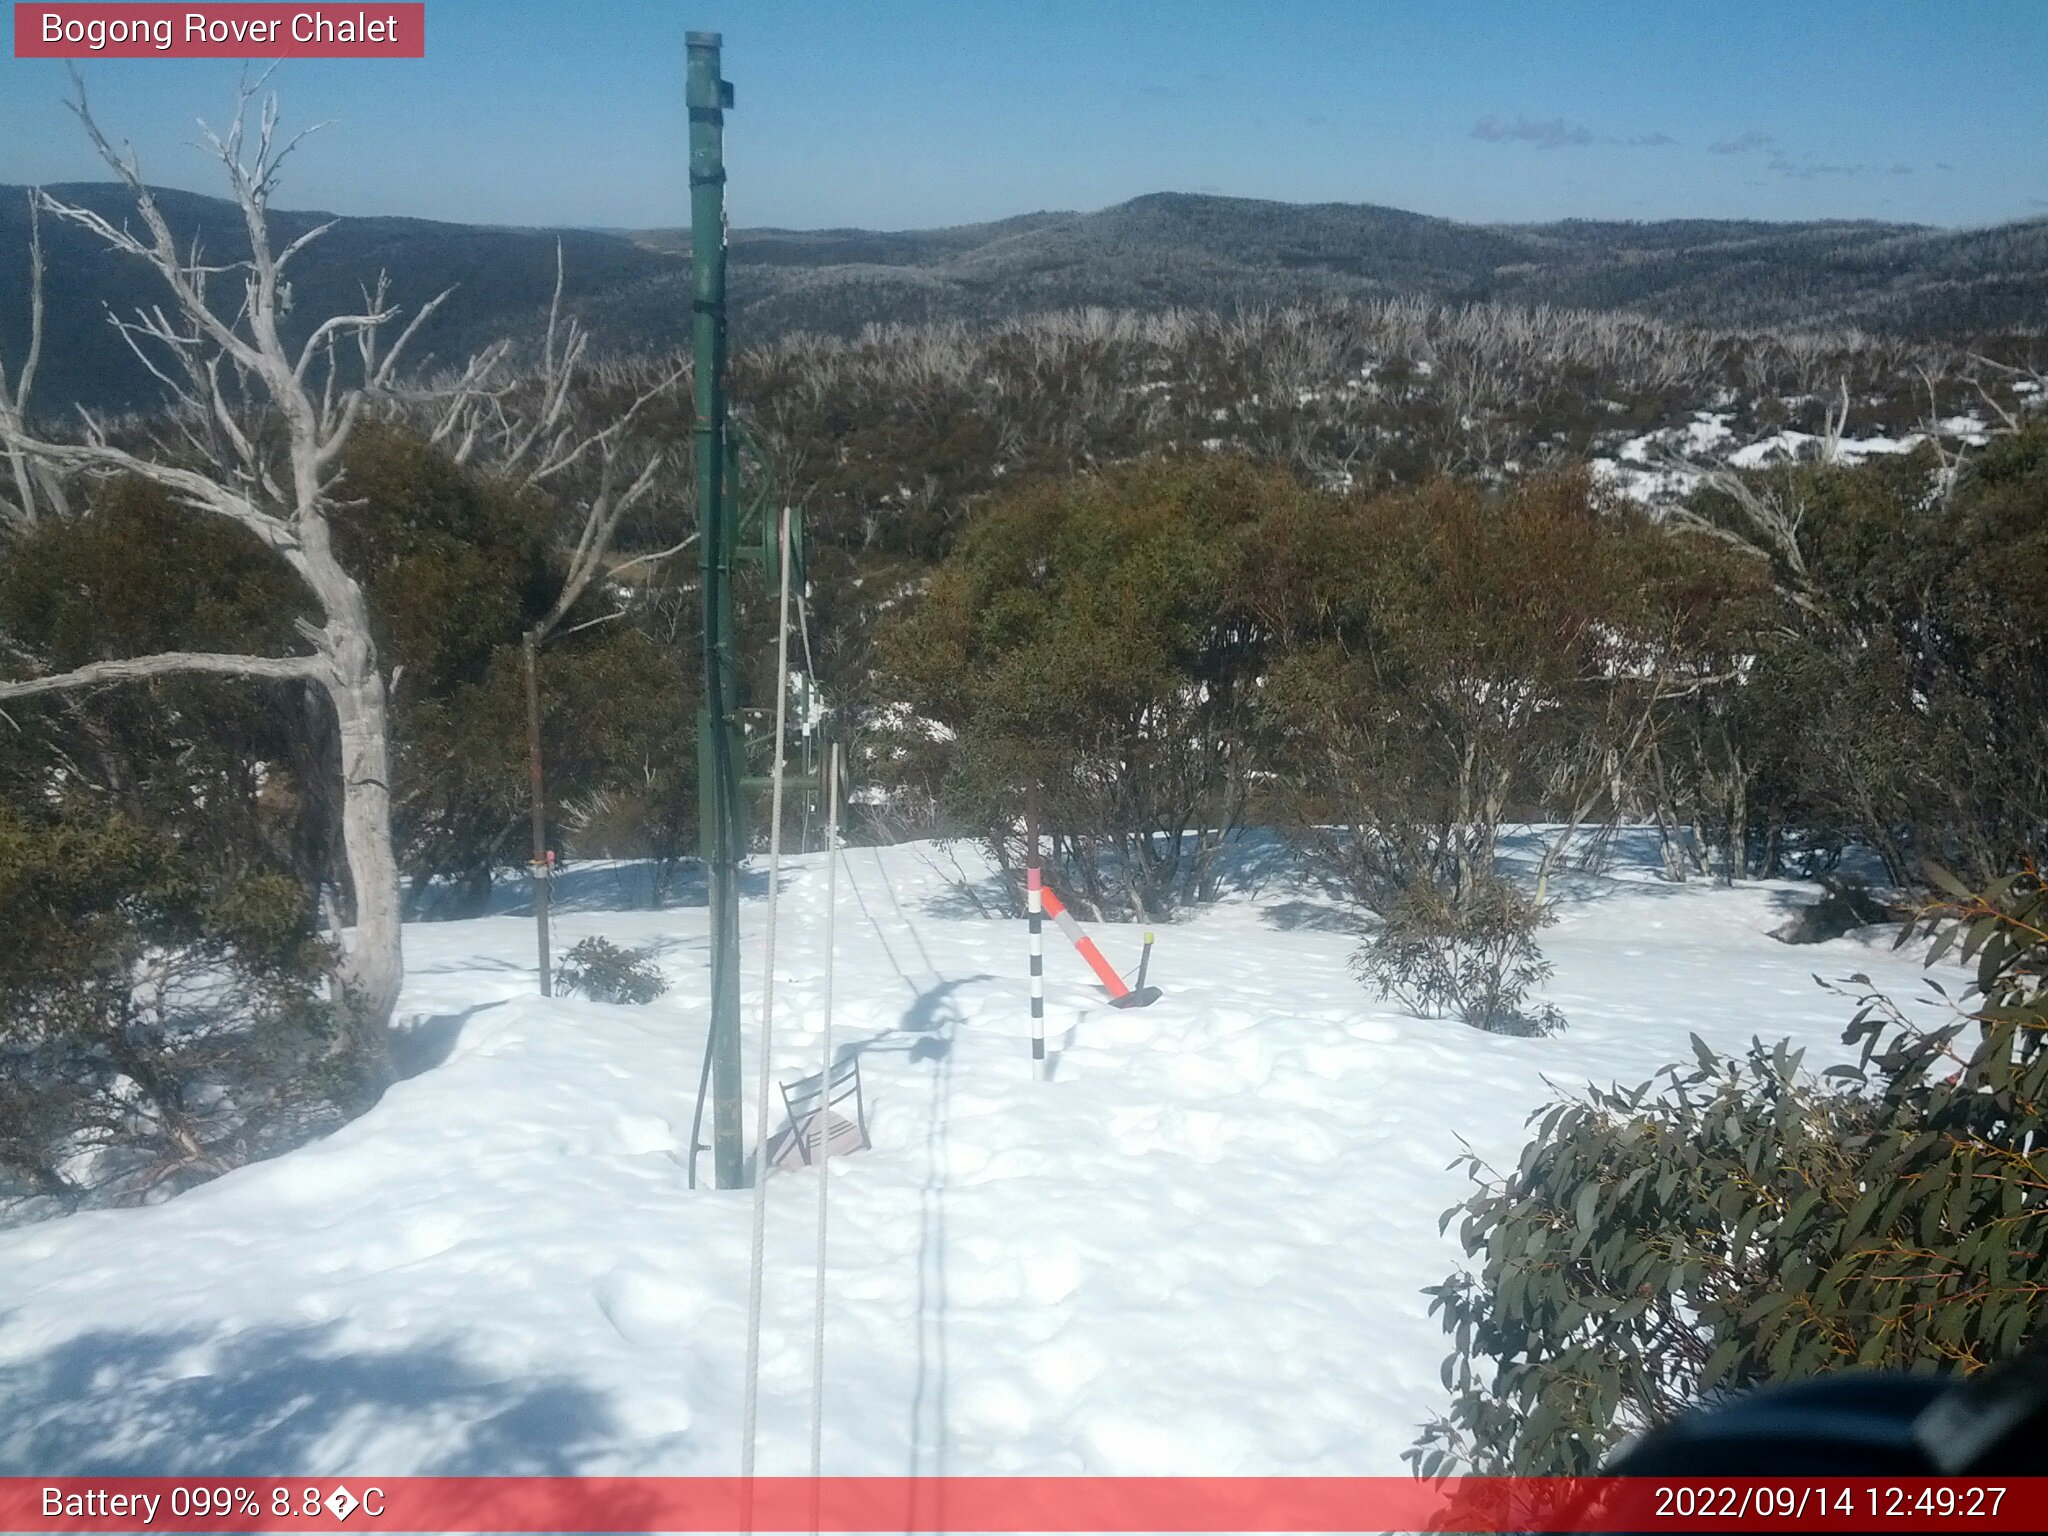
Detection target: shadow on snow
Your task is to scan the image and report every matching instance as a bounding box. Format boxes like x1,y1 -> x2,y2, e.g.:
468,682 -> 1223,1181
0,1321 -> 625,1475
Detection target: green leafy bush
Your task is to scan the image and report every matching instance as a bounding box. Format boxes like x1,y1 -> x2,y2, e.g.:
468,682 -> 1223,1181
1410,867 -> 2048,1476
556,936 -> 668,1005
0,805 -> 349,1224
880,455 -> 1290,920
1354,877 -> 1565,1035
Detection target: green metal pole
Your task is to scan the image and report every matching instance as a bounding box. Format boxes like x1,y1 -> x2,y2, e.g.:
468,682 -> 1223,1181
689,30 -> 745,1192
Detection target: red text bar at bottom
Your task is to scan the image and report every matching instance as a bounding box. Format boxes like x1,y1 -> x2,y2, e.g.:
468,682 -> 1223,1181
7,1476 -> 2048,1533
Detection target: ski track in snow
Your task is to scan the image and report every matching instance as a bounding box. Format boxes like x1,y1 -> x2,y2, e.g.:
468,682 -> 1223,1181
0,831 -> 1944,1476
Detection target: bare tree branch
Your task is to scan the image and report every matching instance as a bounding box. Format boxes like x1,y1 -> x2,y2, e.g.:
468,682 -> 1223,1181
606,529 -> 699,579
414,246 -> 688,647
0,649 -> 327,700
1663,454 -> 1823,615
4,428 -> 298,552
0,189 -> 65,528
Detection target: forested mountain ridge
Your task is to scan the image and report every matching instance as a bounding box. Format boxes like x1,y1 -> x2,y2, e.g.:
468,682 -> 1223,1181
0,183 -> 670,418
4,183 -> 2044,417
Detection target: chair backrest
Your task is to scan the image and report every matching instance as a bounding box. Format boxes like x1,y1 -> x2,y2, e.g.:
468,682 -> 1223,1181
778,1050 -> 868,1164
782,1051 -> 860,1113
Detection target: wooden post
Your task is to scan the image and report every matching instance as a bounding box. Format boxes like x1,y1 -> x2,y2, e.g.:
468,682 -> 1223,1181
523,627 -> 551,998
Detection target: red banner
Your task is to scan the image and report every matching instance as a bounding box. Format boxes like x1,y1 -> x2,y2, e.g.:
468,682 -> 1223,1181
13,5 -> 424,59
4,1476 -> 2046,1532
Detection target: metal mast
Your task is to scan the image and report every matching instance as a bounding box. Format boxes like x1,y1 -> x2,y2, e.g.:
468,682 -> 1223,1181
688,31 -> 745,1191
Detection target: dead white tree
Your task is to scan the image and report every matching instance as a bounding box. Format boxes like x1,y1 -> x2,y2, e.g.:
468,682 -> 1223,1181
1915,360 -> 1972,510
1967,352 -> 2048,435
0,77 -> 484,1087
0,193 -> 71,530
1819,377 -> 1851,464
436,250 -> 688,623
1661,454 -> 1824,619
422,257 -> 686,990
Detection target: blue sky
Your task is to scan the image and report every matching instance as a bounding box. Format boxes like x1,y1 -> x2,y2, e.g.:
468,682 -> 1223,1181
3,1 -> 2043,231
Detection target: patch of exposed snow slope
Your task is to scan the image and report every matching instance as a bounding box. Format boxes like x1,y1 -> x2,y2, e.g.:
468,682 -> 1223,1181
0,832 -> 1945,1476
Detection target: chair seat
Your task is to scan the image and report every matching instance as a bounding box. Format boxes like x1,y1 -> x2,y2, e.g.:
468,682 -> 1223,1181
768,1109 -> 866,1169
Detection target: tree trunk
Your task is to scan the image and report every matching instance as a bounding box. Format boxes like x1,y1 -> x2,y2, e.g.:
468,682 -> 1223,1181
328,656 -> 401,1095
524,628 -> 552,997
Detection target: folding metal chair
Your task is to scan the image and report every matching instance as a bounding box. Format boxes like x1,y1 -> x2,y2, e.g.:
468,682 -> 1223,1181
770,1049 -> 871,1169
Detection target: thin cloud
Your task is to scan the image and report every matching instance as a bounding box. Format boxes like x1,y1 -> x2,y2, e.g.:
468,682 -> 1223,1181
1472,115 -> 1593,149
1768,153 -> 1870,180
1712,132 -> 1898,180
1472,117 -> 1674,149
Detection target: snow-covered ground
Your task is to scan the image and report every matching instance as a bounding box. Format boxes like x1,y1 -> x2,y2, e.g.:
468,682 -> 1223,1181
1590,408 -> 1993,506
0,832 -> 1942,1476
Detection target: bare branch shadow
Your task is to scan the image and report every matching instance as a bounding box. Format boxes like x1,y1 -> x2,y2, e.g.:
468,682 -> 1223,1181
0,1321 -> 626,1475
392,1001 -> 505,1079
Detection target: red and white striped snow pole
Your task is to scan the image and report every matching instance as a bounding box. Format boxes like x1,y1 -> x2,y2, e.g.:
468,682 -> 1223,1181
1027,865 -> 1046,1073
1022,785 -> 1162,1061
1039,885 -> 1135,1001
1038,885 -> 1162,1009
1026,786 -> 1046,1077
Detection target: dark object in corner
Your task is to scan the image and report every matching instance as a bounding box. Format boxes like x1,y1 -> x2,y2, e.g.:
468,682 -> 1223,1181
1772,877 -> 1894,945
1603,1343 -> 2048,1477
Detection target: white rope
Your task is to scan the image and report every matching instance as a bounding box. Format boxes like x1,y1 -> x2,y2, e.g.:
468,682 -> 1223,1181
808,740 -> 841,1526
795,582 -> 820,685
740,505 -> 796,1491
795,580 -> 820,856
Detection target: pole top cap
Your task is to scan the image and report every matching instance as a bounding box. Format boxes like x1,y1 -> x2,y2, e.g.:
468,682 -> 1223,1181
686,31 -> 722,47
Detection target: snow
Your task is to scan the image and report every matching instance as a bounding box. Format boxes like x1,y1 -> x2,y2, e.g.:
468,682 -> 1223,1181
1679,412 -> 1734,454
1593,405 -> 1992,506
867,701 -> 956,745
0,832 -> 1943,1477
1592,455 -> 1704,504
1727,431 -> 1921,468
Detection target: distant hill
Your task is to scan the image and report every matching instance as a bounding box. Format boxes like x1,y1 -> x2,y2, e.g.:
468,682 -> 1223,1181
3,185 -> 2044,417
0,183 -> 673,419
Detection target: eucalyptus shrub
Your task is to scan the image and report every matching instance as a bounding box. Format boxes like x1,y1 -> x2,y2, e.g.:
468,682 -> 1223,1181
1410,867 -> 2048,1475
556,936 -> 668,1006
1354,877 -> 1565,1035
0,806 -> 348,1224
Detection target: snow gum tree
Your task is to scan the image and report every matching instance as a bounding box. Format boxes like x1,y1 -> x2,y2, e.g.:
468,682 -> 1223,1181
880,455 -> 1288,920
0,80 -> 490,1087
1244,469 -> 1643,915
1662,432 -> 2048,887
1237,472 -> 1656,1028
